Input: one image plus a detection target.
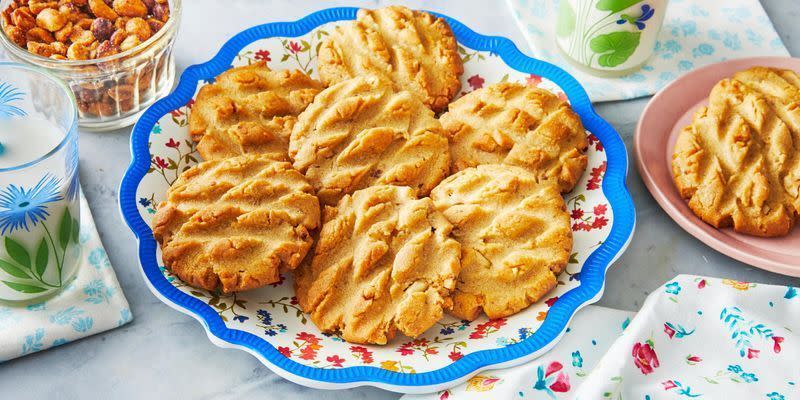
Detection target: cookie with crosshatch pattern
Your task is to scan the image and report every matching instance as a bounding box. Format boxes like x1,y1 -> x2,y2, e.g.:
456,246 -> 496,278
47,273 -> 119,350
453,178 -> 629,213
152,154 -> 320,293
440,82 -> 588,193
189,62 -> 323,161
672,66 -> 800,237
430,164 -> 572,320
294,185 -> 461,345
316,5 -> 463,113
289,75 -> 451,206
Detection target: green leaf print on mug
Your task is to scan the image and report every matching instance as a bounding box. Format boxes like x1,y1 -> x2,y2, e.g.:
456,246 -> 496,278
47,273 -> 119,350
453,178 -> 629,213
596,0 -> 644,14
556,0 -> 576,37
590,31 -> 641,67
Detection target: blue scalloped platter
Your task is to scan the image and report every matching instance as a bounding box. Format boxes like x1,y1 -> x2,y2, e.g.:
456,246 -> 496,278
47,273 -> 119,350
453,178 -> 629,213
119,7 -> 635,393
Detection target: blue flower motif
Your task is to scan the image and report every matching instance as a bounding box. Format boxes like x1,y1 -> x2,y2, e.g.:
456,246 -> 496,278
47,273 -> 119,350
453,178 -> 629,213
727,364 -> 743,374
571,350 -> 583,368
766,392 -> 785,400
21,328 -> 44,355
233,315 -> 249,323
692,44 -> 715,58
617,4 -> 655,30
0,82 -> 27,118
665,281 -> 682,295
741,372 -> 758,383
152,124 -> 162,134
71,316 -> 94,333
678,60 -> 694,72
0,174 -> 63,235
52,338 -> 69,346
256,309 -> 272,325
139,197 -> 152,207
784,286 -> 797,299
440,326 -> 454,335
518,327 -> 534,340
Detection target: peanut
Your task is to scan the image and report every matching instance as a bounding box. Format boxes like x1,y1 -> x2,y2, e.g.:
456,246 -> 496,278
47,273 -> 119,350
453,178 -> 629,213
4,25 -> 26,47
118,32 -> 138,51
66,41 -> 89,59
54,21 -> 72,42
10,7 -> 36,30
29,1 -> 58,15
26,26 -> 54,42
125,17 -> 149,41
36,8 -> 67,32
27,40 -> 55,56
113,0 -> 146,18
88,0 -> 117,20
70,27 -> 94,44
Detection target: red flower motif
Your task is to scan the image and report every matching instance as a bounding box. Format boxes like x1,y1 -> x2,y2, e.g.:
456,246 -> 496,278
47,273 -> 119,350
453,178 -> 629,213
440,390 -> 450,400
572,222 -> 589,232
299,345 -> 318,360
570,209 -> 584,220
544,362 -> 570,392
186,99 -> 195,109
592,216 -> 609,229
255,49 -> 271,62
467,74 -> 485,90
290,296 -> 299,305
686,355 -> 702,363
697,279 -> 707,289
632,342 -> 660,375
154,156 -> 169,169
593,204 -> 608,216
350,345 -> 374,364
545,296 -> 559,307
288,41 -> 302,54
169,108 -> 184,118
486,318 -> 507,329
772,336 -> 783,353
398,347 -> 415,356
550,373 -> 570,392
448,351 -> 463,361
425,348 -> 439,355
278,346 -> 291,358
526,74 -> 542,86
165,138 -> 180,148
662,380 -> 677,390
747,348 -> 760,359
664,323 -> 675,339
297,332 -> 320,345
326,355 -> 345,367
587,133 -> 604,151
586,162 -> 607,190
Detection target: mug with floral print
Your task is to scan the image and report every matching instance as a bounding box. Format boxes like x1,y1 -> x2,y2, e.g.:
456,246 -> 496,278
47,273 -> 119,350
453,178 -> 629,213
555,0 -> 669,77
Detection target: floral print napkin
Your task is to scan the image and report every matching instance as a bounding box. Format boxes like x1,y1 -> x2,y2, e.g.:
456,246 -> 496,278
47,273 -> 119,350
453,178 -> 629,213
403,275 -> 798,399
0,192 -> 132,361
506,0 -> 789,102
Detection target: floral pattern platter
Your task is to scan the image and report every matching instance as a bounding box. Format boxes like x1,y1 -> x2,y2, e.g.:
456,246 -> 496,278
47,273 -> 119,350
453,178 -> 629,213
119,7 -> 635,393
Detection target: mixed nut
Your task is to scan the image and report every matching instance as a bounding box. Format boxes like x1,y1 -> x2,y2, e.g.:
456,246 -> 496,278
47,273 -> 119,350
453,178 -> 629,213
1,0 -> 170,60
1,0 -> 176,122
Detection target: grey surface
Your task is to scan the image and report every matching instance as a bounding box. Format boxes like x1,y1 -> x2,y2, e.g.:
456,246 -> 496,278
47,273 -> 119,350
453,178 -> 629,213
1,1 -> 798,399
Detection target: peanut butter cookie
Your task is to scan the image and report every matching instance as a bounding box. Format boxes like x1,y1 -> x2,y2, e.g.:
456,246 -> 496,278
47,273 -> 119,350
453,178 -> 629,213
673,67 -> 800,237
294,185 -> 461,345
189,62 -> 323,161
441,83 -> 588,193
289,75 -> 451,206
152,154 -> 320,293
317,6 -> 463,113
430,164 -> 572,320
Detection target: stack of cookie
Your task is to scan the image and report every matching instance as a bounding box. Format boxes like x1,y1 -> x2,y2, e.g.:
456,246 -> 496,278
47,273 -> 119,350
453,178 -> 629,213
153,6 -> 589,345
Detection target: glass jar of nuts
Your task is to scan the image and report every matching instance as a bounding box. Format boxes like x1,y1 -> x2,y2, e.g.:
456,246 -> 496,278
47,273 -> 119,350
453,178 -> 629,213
0,0 -> 181,131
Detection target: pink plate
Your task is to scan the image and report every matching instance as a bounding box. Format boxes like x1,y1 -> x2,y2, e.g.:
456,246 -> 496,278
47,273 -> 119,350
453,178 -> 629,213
635,57 -> 800,277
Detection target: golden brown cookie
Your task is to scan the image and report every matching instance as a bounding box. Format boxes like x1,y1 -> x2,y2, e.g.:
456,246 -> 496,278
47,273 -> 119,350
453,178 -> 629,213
672,67 -> 800,237
317,6 -> 463,113
152,154 -> 320,292
289,75 -> 451,206
441,83 -> 588,193
294,185 -> 461,345
189,62 -> 323,161
430,164 -> 572,320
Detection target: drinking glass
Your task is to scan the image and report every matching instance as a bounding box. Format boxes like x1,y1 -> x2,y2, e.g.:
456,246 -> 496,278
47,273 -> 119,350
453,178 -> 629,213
0,62 -> 80,304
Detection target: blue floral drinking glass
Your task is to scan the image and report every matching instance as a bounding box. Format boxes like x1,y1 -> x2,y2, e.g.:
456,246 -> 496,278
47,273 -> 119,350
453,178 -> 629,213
0,62 -> 80,304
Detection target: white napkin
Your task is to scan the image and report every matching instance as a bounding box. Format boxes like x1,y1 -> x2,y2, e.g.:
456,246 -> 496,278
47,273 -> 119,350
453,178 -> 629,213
0,192 -> 132,362
506,0 -> 790,102
402,275 -> 798,399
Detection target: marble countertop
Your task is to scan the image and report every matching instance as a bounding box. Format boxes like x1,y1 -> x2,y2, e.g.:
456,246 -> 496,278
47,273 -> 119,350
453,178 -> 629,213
2,1 -> 799,398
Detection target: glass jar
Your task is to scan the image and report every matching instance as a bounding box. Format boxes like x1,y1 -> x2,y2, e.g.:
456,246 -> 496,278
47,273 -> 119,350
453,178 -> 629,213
0,0 -> 181,131
0,62 -> 80,304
